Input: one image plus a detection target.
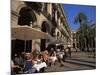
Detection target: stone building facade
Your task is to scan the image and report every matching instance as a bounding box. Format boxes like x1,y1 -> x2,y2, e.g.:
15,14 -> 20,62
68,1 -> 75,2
70,31 -> 78,50
11,0 -> 71,55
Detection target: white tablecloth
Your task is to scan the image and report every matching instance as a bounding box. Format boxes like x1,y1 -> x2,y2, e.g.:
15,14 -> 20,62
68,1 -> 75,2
32,62 -> 47,71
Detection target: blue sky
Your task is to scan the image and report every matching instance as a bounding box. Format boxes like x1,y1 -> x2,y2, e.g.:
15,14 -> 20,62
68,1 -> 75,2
63,4 -> 96,30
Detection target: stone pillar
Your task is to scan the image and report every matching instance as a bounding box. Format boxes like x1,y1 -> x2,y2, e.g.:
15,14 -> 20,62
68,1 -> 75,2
58,18 -> 61,26
31,40 -> 35,52
55,11 -> 57,22
55,28 -> 58,40
47,3 -> 52,15
31,39 -> 40,52
41,3 -> 44,12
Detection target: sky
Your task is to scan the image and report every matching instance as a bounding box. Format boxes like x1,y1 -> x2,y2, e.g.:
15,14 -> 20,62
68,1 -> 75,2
63,4 -> 96,30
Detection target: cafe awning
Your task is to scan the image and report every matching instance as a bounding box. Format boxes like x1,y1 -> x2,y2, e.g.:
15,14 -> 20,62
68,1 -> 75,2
11,25 -> 50,40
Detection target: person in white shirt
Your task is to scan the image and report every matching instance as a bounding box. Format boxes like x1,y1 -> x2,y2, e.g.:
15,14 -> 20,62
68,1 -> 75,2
49,51 -> 57,66
56,49 -> 65,66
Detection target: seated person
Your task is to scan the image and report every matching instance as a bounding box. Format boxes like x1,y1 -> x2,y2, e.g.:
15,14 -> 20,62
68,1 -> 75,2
32,55 -> 47,72
23,53 -> 33,73
38,54 -> 44,63
48,51 -> 57,66
42,50 -> 49,63
11,60 -> 21,75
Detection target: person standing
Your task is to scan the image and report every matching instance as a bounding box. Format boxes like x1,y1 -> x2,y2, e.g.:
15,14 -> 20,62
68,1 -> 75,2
68,47 -> 71,57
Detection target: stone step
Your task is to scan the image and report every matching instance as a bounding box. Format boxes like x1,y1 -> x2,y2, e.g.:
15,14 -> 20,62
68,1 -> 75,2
70,58 -> 96,64
65,59 -> 96,68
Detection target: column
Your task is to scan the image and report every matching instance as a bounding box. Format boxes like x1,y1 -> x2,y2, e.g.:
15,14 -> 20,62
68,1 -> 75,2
47,3 -> 52,15
55,10 -> 57,22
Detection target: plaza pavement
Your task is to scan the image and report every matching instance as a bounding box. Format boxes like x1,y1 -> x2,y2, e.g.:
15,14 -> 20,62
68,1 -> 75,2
45,51 -> 96,72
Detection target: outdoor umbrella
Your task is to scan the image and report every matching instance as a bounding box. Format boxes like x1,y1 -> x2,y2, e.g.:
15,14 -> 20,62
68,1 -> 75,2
11,25 -> 50,40
11,25 -> 51,51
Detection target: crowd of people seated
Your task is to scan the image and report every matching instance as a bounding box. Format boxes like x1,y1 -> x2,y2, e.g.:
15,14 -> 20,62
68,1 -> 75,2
11,47 -> 71,75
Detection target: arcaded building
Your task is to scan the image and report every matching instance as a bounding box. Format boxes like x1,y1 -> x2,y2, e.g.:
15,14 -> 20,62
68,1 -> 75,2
11,0 -> 71,56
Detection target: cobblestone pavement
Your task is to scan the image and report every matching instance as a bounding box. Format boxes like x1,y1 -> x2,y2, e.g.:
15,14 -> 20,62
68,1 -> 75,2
45,51 -> 96,72
45,61 -> 94,72
69,51 -> 95,61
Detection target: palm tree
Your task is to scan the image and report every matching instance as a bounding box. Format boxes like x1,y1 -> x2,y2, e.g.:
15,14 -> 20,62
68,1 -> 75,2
74,12 -> 88,51
74,12 -> 87,25
89,24 -> 96,51
82,23 -> 90,51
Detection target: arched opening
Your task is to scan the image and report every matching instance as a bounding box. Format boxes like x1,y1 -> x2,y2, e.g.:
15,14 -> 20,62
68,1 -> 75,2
18,7 -> 36,26
73,43 -> 75,48
11,7 -> 37,57
40,22 -> 48,51
51,27 -> 56,37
